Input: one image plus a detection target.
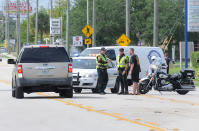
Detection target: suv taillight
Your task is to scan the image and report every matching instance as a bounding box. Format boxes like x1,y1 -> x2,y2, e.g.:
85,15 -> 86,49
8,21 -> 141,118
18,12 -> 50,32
18,65 -> 23,74
68,64 -> 72,73
40,45 -> 49,48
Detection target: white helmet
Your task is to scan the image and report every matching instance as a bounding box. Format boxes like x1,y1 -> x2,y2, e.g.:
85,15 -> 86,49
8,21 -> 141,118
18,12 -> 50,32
151,56 -> 157,61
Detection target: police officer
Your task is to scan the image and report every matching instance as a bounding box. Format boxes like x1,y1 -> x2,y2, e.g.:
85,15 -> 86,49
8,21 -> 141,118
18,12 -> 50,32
117,48 -> 129,95
96,47 -> 111,95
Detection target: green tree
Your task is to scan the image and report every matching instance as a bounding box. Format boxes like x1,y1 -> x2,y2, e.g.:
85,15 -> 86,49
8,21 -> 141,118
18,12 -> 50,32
0,11 -> 16,44
30,7 -> 50,43
20,0 -> 199,49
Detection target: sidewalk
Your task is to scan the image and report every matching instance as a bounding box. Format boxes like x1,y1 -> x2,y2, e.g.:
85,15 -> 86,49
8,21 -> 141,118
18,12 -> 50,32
1,53 -> 17,59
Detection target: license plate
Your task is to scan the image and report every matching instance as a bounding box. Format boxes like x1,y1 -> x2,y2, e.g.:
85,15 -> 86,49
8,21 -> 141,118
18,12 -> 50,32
187,73 -> 192,75
40,69 -> 49,75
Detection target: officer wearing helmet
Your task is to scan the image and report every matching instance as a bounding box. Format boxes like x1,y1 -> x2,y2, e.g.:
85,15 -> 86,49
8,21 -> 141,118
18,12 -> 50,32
117,48 -> 129,95
96,47 -> 112,95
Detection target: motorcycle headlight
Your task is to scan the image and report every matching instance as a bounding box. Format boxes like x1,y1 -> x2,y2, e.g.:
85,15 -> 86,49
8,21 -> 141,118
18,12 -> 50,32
151,65 -> 158,70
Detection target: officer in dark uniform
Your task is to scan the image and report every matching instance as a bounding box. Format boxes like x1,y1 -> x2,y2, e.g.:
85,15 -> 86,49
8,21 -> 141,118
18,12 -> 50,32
96,47 -> 111,95
117,48 -> 129,95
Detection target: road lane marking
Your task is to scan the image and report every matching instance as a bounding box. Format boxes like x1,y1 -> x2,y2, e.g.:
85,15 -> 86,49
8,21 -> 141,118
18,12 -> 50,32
36,92 -> 167,131
172,128 -> 179,131
146,122 -> 160,126
1,79 -> 199,107
112,113 -> 122,116
0,80 -> 11,85
0,79 -> 195,130
144,95 -> 199,106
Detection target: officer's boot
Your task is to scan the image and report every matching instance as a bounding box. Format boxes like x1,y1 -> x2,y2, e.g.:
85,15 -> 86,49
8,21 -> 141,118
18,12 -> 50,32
118,88 -> 124,95
124,87 -> 129,95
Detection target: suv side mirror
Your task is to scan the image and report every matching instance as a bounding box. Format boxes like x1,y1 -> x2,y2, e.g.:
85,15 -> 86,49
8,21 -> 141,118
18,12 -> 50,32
197,58 -> 199,63
70,58 -> 73,62
8,59 -> 16,64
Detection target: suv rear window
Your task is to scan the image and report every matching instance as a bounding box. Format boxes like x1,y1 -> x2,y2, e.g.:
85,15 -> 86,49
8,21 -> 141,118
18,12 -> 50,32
20,47 -> 70,63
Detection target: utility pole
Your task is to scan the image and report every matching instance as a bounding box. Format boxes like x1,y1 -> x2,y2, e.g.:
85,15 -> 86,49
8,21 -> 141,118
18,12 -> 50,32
87,0 -> 89,48
16,0 -> 21,54
5,0 -> 10,52
153,0 -> 158,47
126,0 -> 130,39
184,0 -> 188,68
92,0 -> 96,47
66,0 -> 70,53
27,0 -> 29,44
50,0 -> 53,45
35,0 -> 38,44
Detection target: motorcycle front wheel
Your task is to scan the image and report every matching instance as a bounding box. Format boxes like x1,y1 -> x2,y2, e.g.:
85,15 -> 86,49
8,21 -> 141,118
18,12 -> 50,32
139,82 -> 150,94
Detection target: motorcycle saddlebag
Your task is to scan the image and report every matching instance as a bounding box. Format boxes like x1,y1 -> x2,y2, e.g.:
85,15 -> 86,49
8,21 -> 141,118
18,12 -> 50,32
180,69 -> 195,79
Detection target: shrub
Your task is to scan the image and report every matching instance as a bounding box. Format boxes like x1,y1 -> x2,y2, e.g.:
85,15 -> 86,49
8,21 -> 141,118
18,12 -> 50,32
191,52 -> 199,68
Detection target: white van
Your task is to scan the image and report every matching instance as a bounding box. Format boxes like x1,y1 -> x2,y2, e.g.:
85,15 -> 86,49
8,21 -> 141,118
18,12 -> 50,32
80,46 -> 166,86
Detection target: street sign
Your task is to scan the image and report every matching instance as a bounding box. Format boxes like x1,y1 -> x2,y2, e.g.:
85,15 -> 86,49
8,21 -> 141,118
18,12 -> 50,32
84,38 -> 92,45
73,36 -> 83,47
116,34 -> 131,46
82,25 -> 93,37
4,2 -> 33,17
50,18 -> 61,35
188,0 -> 199,32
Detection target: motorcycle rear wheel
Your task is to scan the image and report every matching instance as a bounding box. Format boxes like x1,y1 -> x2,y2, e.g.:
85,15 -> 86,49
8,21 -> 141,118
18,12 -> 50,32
139,83 -> 150,94
176,90 -> 189,95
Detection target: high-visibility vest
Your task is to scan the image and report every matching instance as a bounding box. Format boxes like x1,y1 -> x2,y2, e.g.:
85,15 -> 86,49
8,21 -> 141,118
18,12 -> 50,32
96,54 -> 108,69
117,55 -> 129,68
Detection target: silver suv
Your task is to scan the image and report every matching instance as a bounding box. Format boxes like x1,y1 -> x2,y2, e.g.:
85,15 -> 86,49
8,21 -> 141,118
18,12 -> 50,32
8,45 -> 73,99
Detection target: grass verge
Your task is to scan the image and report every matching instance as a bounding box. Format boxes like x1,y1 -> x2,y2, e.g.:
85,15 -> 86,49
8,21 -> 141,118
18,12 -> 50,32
170,62 -> 199,87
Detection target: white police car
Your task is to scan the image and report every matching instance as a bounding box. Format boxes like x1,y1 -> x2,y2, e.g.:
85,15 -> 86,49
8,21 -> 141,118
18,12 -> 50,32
72,57 -> 118,93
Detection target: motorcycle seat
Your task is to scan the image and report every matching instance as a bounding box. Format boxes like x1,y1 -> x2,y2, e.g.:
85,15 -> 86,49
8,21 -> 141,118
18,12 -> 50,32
171,73 -> 182,80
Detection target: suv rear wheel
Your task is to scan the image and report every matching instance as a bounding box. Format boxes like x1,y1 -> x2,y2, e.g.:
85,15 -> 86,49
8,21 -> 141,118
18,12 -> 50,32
12,80 -> 16,97
59,88 -> 73,98
15,86 -> 24,99
74,88 -> 82,93
111,79 -> 119,93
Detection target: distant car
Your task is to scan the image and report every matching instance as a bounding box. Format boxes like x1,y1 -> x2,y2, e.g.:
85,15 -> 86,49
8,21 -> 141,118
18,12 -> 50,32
0,48 -> 6,53
72,57 -> 118,93
8,45 -> 73,99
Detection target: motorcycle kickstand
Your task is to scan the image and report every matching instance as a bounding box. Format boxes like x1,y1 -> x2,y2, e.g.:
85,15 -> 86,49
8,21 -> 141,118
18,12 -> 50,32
158,91 -> 163,95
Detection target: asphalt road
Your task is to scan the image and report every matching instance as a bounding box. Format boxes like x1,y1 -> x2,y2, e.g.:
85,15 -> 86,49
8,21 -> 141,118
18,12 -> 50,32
0,59 -> 199,131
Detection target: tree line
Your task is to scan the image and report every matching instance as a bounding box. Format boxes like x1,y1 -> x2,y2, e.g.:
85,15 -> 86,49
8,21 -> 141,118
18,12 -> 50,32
1,0 -> 199,50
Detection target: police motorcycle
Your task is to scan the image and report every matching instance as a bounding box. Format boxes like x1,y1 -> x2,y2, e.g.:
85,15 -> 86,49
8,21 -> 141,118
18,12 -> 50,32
139,56 -> 195,95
